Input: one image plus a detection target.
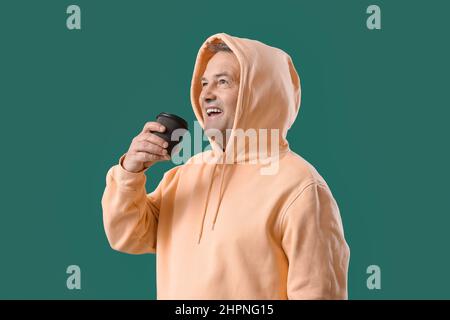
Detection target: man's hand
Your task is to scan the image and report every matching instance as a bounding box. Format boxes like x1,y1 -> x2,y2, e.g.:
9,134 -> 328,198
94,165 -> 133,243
122,121 -> 171,173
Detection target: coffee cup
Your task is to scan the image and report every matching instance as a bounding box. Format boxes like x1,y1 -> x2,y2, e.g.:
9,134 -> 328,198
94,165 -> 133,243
151,112 -> 189,155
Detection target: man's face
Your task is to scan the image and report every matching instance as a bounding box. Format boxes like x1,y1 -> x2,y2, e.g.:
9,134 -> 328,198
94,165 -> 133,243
200,51 -> 240,148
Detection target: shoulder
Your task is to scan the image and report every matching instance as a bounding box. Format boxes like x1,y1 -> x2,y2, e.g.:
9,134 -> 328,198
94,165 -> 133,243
278,150 -> 330,188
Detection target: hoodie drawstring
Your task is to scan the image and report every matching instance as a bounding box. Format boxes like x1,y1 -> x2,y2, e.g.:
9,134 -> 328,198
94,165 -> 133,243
212,164 -> 227,230
197,159 -> 228,244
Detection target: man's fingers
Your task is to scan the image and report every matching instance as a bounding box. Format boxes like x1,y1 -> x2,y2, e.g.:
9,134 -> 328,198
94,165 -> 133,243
139,132 -> 169,149
134,152 -> 169,163
142,121 -> 166,134
135,141 -> 168,156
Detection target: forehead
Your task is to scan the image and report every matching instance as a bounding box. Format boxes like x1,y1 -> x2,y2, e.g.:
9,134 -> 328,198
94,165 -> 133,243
202,52 -> 240,78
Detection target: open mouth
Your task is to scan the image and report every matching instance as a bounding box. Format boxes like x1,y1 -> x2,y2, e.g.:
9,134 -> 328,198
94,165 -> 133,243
206,107 -> 223,118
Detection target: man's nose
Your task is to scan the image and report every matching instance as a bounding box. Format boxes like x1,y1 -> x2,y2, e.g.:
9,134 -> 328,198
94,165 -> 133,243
201,88 -> 216,105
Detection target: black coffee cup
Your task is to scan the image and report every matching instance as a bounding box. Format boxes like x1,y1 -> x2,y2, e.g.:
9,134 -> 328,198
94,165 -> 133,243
151,112 -> 189,155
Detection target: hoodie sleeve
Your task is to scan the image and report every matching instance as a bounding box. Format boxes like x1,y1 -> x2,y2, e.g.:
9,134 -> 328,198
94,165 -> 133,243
101,154 -> 176,255
280,182 -> 350,300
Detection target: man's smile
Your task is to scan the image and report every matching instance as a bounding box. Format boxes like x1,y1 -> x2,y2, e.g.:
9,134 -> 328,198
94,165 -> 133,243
206,106 -> 223,118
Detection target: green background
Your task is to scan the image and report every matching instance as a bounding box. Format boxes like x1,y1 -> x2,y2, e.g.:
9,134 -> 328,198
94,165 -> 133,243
1,0 -> 448,299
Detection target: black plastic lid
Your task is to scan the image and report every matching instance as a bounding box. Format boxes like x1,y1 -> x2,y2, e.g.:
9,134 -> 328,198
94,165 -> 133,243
157,112 -> 188,129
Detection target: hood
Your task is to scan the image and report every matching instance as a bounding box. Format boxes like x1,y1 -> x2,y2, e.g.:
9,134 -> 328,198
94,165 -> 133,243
191,32 -> 301,162
190,33 -> 302,243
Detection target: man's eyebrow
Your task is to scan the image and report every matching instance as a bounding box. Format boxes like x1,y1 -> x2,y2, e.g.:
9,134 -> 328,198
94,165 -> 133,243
201,73 -> 232,81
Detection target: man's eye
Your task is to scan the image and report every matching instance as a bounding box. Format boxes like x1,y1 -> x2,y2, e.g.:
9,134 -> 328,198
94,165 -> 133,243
218,79 -> 228,85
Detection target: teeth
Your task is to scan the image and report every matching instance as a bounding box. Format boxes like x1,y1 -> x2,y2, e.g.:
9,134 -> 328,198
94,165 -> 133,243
206,108 -> 223,115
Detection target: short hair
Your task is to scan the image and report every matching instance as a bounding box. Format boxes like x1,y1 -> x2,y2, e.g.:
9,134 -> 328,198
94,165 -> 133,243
206,41 -> 233,53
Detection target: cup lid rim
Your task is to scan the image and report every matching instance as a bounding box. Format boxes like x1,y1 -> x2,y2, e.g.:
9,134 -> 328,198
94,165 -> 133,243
157,112 -> 188,129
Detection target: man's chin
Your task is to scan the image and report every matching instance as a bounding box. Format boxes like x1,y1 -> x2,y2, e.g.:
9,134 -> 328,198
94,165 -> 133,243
205,127 -> 224,137
204,126 -> 226,142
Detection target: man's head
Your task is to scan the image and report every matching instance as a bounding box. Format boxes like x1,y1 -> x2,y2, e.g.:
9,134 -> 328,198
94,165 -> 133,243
200,42 -> 240,150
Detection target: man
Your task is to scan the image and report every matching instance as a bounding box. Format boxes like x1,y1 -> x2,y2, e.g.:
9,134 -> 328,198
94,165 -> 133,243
102,33 -> 350,299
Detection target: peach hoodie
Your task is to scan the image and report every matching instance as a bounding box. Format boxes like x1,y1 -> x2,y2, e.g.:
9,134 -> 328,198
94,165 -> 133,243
102,33 -> 350,299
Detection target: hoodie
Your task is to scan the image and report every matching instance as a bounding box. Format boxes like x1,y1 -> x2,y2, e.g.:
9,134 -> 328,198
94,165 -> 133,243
101,33 -> 350,299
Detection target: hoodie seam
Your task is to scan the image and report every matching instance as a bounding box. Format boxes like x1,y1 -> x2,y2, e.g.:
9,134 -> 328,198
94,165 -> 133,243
278,181 -> 326,241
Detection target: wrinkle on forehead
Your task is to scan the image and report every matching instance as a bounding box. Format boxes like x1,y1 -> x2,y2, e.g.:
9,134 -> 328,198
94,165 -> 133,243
202,52 -> 240,82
